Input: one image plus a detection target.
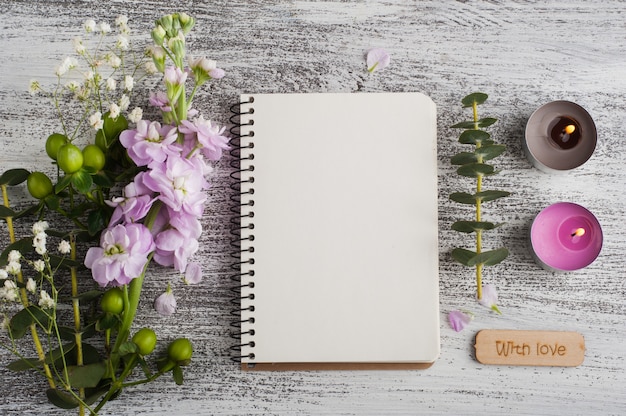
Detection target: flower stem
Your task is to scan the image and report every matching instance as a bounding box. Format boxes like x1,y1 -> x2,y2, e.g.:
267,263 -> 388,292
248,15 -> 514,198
69,236 -> 85,415
472,100 -> 483,300
1,184 -> 56,388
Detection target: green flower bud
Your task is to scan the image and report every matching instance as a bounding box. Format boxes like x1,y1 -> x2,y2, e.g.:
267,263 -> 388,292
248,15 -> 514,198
151,25 -> 166,45
178,13 -> 195,35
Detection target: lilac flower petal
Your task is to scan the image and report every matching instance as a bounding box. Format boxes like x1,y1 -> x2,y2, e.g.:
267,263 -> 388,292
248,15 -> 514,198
154,289 -> 177,316
448,310 -> 472,332
366,48 -> 390,73
184,262 -> 202,284
478,284 -> 502,314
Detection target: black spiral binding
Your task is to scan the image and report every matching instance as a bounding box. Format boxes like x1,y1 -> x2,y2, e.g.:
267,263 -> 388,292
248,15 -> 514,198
228,97 -> 256,365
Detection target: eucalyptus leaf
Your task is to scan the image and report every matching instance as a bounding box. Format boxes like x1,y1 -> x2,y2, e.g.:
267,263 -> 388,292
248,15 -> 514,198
450,152 -> 477,165
46,388 -> 80,409
462,92 -> 488,107
7,357 -> 41,372
476,190 -> 511,202
458,129 -> 490,145
71,170 -> 93,193
44,342 -> 76,365
0,205 -> 16,219
48,255 -> 82,270
9,306 -> 49,339
451,120 -> 478,129
81,342 -> 102,365
457,163 -> 495,178
451,248 -> 477,266
449,192 -> 476,205
0,169 -> 30,186
468,248 -> 509,267
14,203 -> 41,220
478,117 -> 497,127
476,144 -> 506,160
451,220 -> 502,233
73,290 -> 103,302
67,362 -> 107,388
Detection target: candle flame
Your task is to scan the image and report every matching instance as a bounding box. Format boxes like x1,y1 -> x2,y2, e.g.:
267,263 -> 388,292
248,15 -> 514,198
564,124 -> 576,135
572,228 -> 586,237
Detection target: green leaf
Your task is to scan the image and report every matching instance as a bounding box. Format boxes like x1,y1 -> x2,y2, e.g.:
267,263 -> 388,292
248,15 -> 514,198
0,169 -> 30,186
84,387 -> 110,406
88,209 -> 107,236
468,248 -> 509,267
102,112 -> 129,148
73,290 -> 103,303
55,175 -> 72,193
92,171 -> 115,188
9,306 -> 49,339
96,313 -> 120,331
458,130 -> 490,145
451,248 -> 476,266
71,170 -> 93,193
46,388 -> 80,409
450,152 -> 477,165
457,163 -> 495,178
173,364 -> 184,385
67,362 -> 107,388
7,357 -> 41,371
44,194 -> 60,210
449,192 -> 476,205
0,237 -> 34,267
118,341 -> 138,356
478,117 -> 497,127
48,255 -> 82,270
451,121 -> 478,129
451,221 -> 503,233
476,144 -> 506,161
461,92 -> 488,107
476,190 -> 511,202
0,205 -> 16,219
14,203 -> 41,220
44,342 -> 75,365
81,342 -> 102,365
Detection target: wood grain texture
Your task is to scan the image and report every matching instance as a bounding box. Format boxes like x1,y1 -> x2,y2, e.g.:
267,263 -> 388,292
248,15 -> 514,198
0,0 -> 625,415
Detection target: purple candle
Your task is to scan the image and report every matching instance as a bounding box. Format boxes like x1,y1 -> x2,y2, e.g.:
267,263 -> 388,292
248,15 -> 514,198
530,202 -> 603,271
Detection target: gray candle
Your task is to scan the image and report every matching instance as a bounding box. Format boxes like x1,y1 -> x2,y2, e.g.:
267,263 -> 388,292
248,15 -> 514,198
523,101 -> 597,172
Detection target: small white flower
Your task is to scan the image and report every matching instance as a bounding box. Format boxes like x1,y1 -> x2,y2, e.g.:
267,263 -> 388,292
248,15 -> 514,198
115,15 -> 128,26
33,232 -> 47,255
32,221 -> 49,235
109,103 -> 121,120
0,269 -> 7,280
38,290 -> 55,309
1,280 -> 19,302
85,70 -> 95,81
1,316 -> 9,331
119,94 -> 130,111
8,250 -> 21,263
73,37 -> 86,54
106,77 -> 117,91
89,111 -> 104,131
84,19 -> 96,33
26,278 -> 37,293
109,55 -> 122,69
128,107 -> 143,123
55,57 -> 77,77
99,22 -> 112,34
124,75 -> 134,91
6,261 -> 21,276
29,80 -> 41,95
32,260 -> 45,273
116,34 -> 130,51
58,240 -> 71,255
144,61 -> 158,75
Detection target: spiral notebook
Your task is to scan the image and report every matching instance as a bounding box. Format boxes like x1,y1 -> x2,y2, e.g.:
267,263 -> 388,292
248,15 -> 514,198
234,92 -> 440,370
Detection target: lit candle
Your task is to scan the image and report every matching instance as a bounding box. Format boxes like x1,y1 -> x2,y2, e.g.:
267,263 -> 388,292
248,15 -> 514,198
529,202 -> 603,271
523,101 -> 597,172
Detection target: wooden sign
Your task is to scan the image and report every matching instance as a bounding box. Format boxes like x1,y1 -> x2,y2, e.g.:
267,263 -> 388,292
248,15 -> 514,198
475,330 -> 585,367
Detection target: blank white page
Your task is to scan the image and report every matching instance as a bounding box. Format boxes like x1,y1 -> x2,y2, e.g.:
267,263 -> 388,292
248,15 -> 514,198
239,92 -> 439,365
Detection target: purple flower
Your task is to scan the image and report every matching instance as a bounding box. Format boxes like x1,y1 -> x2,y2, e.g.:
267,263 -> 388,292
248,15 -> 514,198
184,262 -> 202,284
149,91 -> 171,112
154,285 -> 176,316
179,116 -> 230,161
144,153 -> 208,216
119,120 -> 179,167
153,227 -> 199,272
448,310 -> 473,332
84,223 -> 155,287
107,172 -> 155,225
478,284 -> 502,314
164,66 -> 187,86
366,48 -> 390,73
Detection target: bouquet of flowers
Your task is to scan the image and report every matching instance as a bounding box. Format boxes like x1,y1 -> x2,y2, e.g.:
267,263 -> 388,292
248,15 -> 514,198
0,13 -> 227,414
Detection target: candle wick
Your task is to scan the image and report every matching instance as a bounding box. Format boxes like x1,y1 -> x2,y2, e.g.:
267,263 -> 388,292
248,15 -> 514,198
571,228 -> 586,237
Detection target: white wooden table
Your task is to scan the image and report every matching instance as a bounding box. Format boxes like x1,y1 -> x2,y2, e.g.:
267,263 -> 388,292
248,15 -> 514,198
1,1 -> 625,415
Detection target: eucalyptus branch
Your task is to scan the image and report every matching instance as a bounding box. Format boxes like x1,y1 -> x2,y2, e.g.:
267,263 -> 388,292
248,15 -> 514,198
449,93 -> 510,302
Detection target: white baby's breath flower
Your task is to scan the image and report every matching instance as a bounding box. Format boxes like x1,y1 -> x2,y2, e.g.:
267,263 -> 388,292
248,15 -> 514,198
58,240 -> 71,255
119,94 -> 130,111
106,77 -> 117,91
73,37 -> 86,54
33,232 -> 47,255
109,102 -> 121,120
33,221 -> 49,235
116,34 -> 130,51
99,22 -> 112,34
85,70 -> 95,81
1,280 -> 19,302
124,75 -> 134,91
128,107 -> 143,123
115,15 -> 128,26
29,80 -> 41,95
8,250 -> 21,263
55,57 -> 77,77
65,80 -> 80,92
0,269 -> 7,280
84,19 -> 96,33
26,277 -> 37,293
109,55 -> 122,69
38,290 -> 55,309
89,111 -> 104,130
6,262 -> 20,276
32,260 -> 45,273
144,61 -> 158,75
